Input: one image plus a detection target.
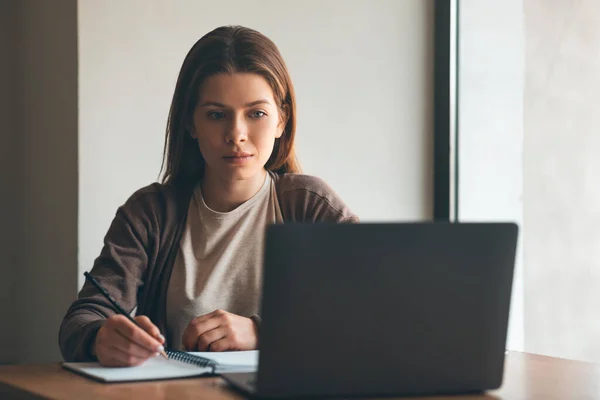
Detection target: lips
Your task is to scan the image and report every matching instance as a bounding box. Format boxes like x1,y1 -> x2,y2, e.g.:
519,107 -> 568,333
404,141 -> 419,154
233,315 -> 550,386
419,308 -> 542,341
224,152 -> 252,158
223,152 -> 253,165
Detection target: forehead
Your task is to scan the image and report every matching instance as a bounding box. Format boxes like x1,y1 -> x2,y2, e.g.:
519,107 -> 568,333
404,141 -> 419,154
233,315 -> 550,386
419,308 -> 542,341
198,72 -> 276,105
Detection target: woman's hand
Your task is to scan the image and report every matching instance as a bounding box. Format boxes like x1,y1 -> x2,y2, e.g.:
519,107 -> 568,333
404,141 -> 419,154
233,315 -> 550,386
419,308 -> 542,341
182,310 -> 258,352
93,315 -> 166,367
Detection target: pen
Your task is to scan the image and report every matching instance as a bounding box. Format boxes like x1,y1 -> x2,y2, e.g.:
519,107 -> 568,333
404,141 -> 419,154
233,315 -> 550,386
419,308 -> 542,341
83,271 -> 169,360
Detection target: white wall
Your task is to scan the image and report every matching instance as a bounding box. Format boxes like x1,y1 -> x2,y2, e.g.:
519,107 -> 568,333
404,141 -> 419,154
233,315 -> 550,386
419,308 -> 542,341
78,0 -> 435,284
457,0 -> 525,351
524,0 -> 600,363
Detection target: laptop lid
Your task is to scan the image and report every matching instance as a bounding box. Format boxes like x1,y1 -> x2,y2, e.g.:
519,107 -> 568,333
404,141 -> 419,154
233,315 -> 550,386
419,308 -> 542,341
255,222 -> 518,398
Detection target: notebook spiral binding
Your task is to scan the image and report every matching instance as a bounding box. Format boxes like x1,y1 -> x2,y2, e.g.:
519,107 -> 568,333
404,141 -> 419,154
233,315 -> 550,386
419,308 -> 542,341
165,349 -> 217,373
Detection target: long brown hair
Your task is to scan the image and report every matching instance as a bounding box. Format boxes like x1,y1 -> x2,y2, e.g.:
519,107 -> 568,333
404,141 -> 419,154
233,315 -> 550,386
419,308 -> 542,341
159,25 -> 301,186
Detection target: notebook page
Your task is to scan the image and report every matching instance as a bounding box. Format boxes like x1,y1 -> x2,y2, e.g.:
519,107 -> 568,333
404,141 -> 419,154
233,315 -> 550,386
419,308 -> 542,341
62,356 -> 212,382
188,350 -> 259,372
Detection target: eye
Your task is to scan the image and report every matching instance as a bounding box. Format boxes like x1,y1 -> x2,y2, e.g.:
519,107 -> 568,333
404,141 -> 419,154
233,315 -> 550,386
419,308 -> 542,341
208,111 -> 225,120
250,110 -> 266,119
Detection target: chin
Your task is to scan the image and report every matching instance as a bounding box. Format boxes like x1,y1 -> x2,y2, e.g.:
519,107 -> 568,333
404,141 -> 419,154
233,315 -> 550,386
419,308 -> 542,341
222,166 -> 265,182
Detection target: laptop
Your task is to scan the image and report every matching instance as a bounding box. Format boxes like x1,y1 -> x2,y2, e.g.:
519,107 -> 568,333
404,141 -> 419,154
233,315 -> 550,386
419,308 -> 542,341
222,222 -> 518,398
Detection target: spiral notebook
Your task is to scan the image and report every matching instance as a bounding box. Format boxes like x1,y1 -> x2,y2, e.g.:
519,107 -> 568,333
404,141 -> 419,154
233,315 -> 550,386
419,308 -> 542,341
62,349 -> 259,383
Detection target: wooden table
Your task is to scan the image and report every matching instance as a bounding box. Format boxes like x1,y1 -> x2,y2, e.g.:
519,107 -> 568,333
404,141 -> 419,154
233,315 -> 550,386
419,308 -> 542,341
0,351 -> 599,400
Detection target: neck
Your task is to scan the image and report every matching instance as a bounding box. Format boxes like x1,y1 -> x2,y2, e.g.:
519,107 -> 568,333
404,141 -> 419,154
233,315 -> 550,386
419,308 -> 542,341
201,169 -> 268,212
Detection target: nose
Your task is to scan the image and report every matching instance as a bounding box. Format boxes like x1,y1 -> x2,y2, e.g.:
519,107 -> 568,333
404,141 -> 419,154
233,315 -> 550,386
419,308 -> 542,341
225,114 -> 248,144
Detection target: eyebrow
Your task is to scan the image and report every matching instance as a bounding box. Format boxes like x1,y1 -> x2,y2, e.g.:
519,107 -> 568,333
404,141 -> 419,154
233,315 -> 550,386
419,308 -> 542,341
198,99 -> 272,108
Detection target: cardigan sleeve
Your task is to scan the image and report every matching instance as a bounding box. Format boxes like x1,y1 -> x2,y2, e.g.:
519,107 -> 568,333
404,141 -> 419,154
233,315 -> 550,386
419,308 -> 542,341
58,188 -> 158,362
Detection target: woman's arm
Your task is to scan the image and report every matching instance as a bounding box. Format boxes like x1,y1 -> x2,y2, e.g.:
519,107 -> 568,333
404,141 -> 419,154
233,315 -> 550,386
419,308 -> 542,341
58,195 -> 154,362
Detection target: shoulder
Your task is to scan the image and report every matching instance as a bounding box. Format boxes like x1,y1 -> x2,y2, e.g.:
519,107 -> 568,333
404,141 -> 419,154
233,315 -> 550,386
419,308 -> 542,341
118,182 -> 192,223
121,182 -> 173,209
273,173 -> 359,223
123,182 -> 173,204
274,173 -> 334,197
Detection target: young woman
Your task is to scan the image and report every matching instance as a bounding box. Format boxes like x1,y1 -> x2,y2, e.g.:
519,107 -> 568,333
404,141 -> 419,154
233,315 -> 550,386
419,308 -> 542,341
59,25 -> 358,367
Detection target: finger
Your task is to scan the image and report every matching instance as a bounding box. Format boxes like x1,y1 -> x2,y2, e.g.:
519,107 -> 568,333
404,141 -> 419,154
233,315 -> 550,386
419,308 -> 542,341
182,316 -> 222,351
134,315 -> 165,343
109,328 -> 158,358
207,336 -> 231,352
196,327 -> 227,352
110,315 -> 164,354
191,309 -> 226,325
102,345 -> 148,367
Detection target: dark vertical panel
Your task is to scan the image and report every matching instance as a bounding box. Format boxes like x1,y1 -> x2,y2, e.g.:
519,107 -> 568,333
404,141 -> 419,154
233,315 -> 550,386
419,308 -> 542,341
0,0 -> 18,366
433,0 -> 451,221
14,0 -> 79,363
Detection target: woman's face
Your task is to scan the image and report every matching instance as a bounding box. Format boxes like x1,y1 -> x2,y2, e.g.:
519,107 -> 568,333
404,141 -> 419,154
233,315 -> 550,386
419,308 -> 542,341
192,72 -> 285,183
